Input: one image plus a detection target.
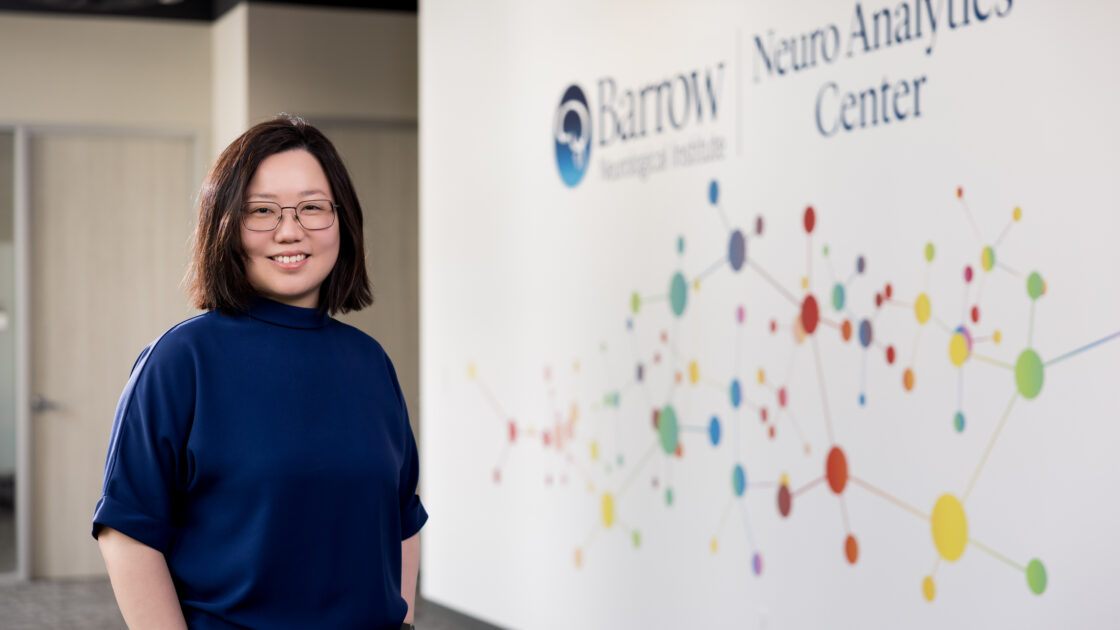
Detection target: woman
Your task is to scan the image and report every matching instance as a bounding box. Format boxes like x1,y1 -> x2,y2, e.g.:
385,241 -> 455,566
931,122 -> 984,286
92,116 -> 426,630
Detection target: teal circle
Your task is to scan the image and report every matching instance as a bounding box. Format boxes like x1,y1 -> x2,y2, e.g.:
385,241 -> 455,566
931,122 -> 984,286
1026,558 -> 1047,594
954,412 -> 965,433
708,180 -> 719,205
658,405 -> 679,454
1027,272 -> 1044,300
665,487 -> 674,506
832,283 -> 846,311
1015,349 -> 1044,399
677,235 -> 685,254
732,464 -> 746,496
729,379 -> 742,408
669,272 -> 688,317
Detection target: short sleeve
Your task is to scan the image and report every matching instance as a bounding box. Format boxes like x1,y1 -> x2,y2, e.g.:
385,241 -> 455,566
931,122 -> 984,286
91,333 -> 196,552
384,354 -> 428,539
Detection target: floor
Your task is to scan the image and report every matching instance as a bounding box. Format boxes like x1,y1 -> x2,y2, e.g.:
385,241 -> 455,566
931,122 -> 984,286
0,577 -> 503,630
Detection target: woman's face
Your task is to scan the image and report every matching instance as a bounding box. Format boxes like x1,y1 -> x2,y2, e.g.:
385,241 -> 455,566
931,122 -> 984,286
241,149 -> 341,309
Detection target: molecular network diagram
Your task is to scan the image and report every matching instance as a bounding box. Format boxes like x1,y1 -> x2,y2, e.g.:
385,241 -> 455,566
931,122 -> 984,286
465,179 -> 1119,603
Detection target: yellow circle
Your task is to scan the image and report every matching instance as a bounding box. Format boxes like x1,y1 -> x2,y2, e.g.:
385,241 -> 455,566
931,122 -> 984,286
800,276 -> 809,290
710,538 -> 719,554
601,493 -> 615,528
922,576 -> 936,602
780,473 -> 790,486
693,279 -> 701,291
467,363 -> 477,380
573,360 -> 581,373
757,369 -> 765,384
949,333 -> 970,367
590,440 -> 599,462
574,548 -> 583,568
1013,206 -> 1022,221
931,494 -> 968,562
993,330 -> 1002,344
688,361 -> 700,385
914,293 -> 931,325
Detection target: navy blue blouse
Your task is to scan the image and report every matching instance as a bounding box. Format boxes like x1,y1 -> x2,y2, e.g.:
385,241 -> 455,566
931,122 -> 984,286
92,298 -> 427,630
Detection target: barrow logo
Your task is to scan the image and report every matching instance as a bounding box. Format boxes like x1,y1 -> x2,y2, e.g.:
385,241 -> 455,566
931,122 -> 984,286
554,85 -> 592,187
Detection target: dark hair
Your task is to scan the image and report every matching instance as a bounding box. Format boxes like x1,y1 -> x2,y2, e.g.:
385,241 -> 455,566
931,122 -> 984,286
187,115 -> 372,315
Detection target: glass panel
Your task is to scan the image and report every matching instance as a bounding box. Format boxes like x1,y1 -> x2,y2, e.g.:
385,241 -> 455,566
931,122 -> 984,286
0,130 -> 15,573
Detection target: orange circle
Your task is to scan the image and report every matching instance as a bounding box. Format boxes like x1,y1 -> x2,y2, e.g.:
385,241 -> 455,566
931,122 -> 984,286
845,535 -> 859,564
826,446 -> 848,494
841,320 -> 852,341
903,368 -> 915,391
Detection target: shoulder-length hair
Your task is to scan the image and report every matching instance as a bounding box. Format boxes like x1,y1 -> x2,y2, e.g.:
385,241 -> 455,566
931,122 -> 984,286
187,115 -> 372,315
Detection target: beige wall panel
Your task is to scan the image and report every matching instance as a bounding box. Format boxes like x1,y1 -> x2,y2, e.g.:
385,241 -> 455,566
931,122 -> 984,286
30,134 -> 196,578
328,125 -> 420,434
247,5 -> 417,124
212,4 -> 251,159
0,14 -> 210,133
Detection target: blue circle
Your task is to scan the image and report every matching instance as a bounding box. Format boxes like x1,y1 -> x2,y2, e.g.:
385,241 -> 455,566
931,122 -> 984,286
856,256 -> 866,274
729,230 -> 746,271
709,180 -> 719,205
708,416 -> 721,446
858,319 -> 873,348
732,464 -> 746,496
730,379 -> 742,408
954,412 -> 966,433
859,393 -> 866,406
554,85 -> 591,187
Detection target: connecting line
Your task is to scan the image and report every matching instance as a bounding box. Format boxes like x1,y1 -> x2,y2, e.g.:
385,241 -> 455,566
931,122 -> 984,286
749,260 -> 801,306
713,495 -> 735,541
715,204 -> 732,232
958,197 -> 985,245
932,316 -> 953,335
644,293 -> 667,303
812,336 -> 836,444
972,354 -> 1014,370
477,378 -> 509,423
957,370 -> 964,413
1029,300 -> 1036,347
969,538 -> 1025,572
697,256 -> 727,282
737,499 -> 758,550
838,495 -> 852,534
793,475 -> 825,497
786,407 -> 811,452
1046,330 -> 1120,367
994,218 -> 1015,247
849,476 -> 928,521
996,261 -> 1025,278
616,441 -> 659,498
805,235 -> 812,287
963,393 -> 1019,502
818,318 -> 840,331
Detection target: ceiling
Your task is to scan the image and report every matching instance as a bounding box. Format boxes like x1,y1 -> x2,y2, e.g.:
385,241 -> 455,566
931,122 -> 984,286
0,0 -> 415,21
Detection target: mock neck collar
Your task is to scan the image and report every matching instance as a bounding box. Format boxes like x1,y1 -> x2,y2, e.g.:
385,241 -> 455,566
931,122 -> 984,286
246,296 -> 330,329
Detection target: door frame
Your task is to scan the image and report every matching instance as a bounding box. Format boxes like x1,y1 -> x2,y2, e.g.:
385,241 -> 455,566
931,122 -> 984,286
0,123 -> 203,583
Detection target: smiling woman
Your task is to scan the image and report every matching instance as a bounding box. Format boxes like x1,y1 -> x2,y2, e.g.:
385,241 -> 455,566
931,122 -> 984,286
91,115 -> 425,630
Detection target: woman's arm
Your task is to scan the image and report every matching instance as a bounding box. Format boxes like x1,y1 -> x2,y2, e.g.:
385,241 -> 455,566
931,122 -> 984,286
98,527 -> 188,630
401,532 -> 420,624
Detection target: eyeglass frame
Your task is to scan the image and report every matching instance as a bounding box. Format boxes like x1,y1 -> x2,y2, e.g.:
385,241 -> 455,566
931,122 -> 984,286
240,199 -> 340,232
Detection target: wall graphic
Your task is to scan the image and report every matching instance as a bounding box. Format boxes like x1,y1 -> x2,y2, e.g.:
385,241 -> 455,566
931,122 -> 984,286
421,2 -> 1120,628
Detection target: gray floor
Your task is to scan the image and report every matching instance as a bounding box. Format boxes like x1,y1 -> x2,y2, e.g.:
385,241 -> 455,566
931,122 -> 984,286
0,577 -> 503,630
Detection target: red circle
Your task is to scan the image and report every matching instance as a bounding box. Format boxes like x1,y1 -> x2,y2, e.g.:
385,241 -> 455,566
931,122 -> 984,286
675,444 -> 683,458
800,295 -> 820,334
845,535 -> 859,564
508,421 -> 518,443
971,306 -> 980,323
885,283 -> 893,299
755,216 -> 765,235
803,206 -> 816,233
653,352 -> 662,364
875,293 -> 883,308
760,408 -> 768,422
777,484 -> 792,517
841,320 -> 852,341
543,432 -> 551,446
778,387 -> 788,408
651,409 -> 660,429
826,446 -> 849,494
956,186 -> 963,198
493,468 -> 501,484
769,320 -> 777,333
886,346 -> 896,365
768,426 -> 776,439
964,266 -> 973,283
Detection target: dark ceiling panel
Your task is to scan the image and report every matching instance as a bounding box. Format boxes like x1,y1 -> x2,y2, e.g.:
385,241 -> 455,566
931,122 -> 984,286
0,0 -> 416,21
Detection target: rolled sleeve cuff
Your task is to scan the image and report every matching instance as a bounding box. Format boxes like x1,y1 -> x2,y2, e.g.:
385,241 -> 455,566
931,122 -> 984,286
91,494 -> 175,553
400,495 -> 428,540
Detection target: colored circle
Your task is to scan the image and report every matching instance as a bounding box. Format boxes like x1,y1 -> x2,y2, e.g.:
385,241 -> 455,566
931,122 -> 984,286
858,393 -> 866,406
665,487 -> 674,506
826,446 -> 848,494
729,230 -> 746,271
949,329 -> 972,367
677,236 -> 685,254
1026,558 -> 1047,594
924,242 -> 935,262
636,363 -> 644,381
689,361 -> 700,385
832,283 -> 845,311
964,265 -> 973,283
632,531 -> 641,548
915,293 -> 931,324
922,576 -> 936,602
971,305 -> 980,324
736,305 -> 745,324
981,246 -> 995,272
931,494 -> 968,562
669,272 -> 688,317
1027,272 -> 1044,300
601,493 -> 615,528
658,405 -> 679,454
954,412 -> 965,433
732,464 -> 747,496
708,416 -> 721,446
856,256 -> 866,274
858,319 -> 873,348
903,368 -> 915,391
508,421 -> 517,443
630,292 -> 641,314
801,294 -> 820,334
752,553 -> 763,575
757,369 -> 765,384
886,346 -> 896,364
841,319 -> 852,341
803,206 -> 816,233
755,216 -> 764,235
730,379 -> 742,408
777,387 -> 787,408
956,186 -> 963,198
845,535 -> 859,564
1015,349 -> 1044,399
1013,206 -> 1022,221
708,179 -> 719,205
777,484 -> 792,517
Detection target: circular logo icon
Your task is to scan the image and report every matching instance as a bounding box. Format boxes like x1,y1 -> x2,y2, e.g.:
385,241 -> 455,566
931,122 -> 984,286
554,85 -> 592,187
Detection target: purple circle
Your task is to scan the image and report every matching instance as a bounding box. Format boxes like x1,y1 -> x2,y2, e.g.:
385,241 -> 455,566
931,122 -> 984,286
858,319 -> 873,348
729,230 -> 746,271
856,256 -> 866,274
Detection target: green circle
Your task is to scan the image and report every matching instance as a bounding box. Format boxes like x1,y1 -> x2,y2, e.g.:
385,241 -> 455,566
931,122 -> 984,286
658,405 -> 679,454
676,235 -> 685,254
665,487 -> 674,506
1027,272 -> 1044,300
631,531 -> 642,548
924,242 -> 935,262
1026,558 -> 1047,594
823,244 -> 830,257
669,272 -> 688,317
831,283 -> 846,311
1015,349 -> 1044,399
630,292 -> 641,314
982,246 -> 995,272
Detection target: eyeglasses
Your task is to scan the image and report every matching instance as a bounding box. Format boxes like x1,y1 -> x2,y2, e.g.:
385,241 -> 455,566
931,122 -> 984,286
241,199 -> 338,231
